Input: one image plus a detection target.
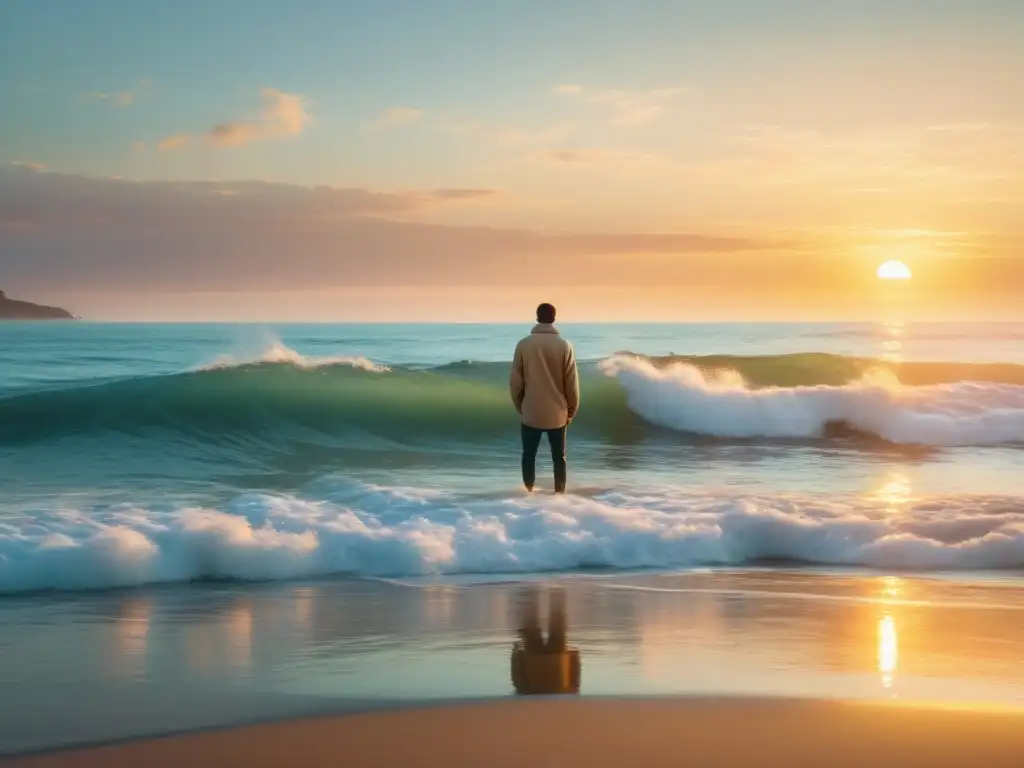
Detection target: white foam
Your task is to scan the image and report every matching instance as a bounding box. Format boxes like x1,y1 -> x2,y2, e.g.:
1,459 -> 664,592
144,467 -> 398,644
601,355 -> 1024,446
199,340 -> 389,373
3,480 -> 1024,593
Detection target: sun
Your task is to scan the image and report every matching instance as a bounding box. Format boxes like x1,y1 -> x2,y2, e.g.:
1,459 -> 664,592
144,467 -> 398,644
877,260 -> 912,280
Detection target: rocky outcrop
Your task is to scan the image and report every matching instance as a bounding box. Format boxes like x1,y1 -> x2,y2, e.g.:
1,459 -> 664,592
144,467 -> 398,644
0,290 -> 76,320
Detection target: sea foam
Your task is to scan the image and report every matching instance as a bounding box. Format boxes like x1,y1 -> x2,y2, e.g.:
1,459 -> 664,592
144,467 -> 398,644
3,480 -> 1024,593
602,355 -> 1024,445
199,340 -> 389,372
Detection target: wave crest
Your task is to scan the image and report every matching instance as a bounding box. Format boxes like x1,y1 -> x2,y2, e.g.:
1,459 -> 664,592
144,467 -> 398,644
601,354 -> 1024,446
4,481 -> 1024,593
199,341 -> 389,373
3,345 -> 1024,449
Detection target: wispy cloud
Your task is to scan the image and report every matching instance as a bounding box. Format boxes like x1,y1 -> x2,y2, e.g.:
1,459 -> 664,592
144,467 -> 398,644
552,84 -> 690,125
423,188 -> 499,201
0,165 -> 778,296
85,79 -> 151,108
1,165 -> 499,223
534,147 -> 683,174
158,88 -> 312,151
208,88 -> 312,146
157,134 -> 193,153
368,107 -> 424,129
402,188 -> 502,208
87,91 -> 135,107
208,121 -> 264,147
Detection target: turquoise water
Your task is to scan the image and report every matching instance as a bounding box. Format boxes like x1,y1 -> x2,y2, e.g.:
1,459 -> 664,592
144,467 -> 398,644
2,322 -> 1024,593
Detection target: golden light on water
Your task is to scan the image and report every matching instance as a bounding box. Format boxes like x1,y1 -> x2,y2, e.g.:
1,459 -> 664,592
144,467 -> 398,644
881,575 -> 902,601
226,598 -> 253,670
874,472 -> 911,510
117,596 -> 152,658
111,596 -> 152,680
880,319 -> 904,364
878,614 -> 899,689
877,576 -> 902,691
877,260 -> 912,280
183,597 -> 254,674
872,471 -> 913,518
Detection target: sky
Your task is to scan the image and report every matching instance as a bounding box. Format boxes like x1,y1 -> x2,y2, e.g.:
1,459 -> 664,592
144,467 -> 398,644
1,0 -> 1022,321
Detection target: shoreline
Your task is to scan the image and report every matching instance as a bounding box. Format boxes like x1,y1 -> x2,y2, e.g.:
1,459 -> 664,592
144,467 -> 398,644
9,697 -> 1024,767
3,571 -> 1024,754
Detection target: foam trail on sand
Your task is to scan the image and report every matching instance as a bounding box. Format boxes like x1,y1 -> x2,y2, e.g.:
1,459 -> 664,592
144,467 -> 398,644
3,480 -> 1024,593
601,355 -> 1024,446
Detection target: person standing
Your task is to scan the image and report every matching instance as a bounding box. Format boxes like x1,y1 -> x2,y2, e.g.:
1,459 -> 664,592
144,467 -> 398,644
509,303 -> 580,493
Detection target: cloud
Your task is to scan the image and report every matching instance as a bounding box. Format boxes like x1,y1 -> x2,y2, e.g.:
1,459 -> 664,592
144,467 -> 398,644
0,218 -> 35,232
158,88 -> 312,151
157,133 -> 193,152
208,121 -> 263,147
87,91 -> 135,107
369,107 -> 424,129
86,81 -> 150,108
533,148 -> 683,175
552,85 -> 690,126
0,165 -> 778,296
423,188 -> 500,201
542,149 -> 591,164
6,164 -> 1018,319
258,88 -> 311,136
0,165 -> 499,225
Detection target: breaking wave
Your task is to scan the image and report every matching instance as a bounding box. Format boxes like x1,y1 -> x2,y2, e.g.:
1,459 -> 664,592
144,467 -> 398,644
2,342 -> 1023,449
3,480 -> 1024,593
602,355 -> 1024,446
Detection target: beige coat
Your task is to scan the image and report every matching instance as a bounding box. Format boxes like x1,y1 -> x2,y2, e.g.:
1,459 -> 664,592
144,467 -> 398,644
510,324 -> 580,430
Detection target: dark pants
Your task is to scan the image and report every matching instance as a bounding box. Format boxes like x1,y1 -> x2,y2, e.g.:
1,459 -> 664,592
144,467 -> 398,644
521,423 -> 567,493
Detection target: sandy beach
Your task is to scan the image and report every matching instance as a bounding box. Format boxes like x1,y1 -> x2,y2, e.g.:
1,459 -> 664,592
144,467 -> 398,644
10,697 -> 1024,767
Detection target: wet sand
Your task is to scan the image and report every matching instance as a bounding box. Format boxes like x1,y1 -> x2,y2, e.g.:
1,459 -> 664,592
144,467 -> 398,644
4,573 -> 1024,754
10,697 -> 1024,767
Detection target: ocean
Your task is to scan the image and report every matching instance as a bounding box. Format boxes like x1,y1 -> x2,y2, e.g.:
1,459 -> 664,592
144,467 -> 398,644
3,321 -> 1024,591
2,321 -> 1024,752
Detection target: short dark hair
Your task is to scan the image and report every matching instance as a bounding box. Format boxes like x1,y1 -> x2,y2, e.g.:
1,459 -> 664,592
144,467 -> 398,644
536,303 -> 556,324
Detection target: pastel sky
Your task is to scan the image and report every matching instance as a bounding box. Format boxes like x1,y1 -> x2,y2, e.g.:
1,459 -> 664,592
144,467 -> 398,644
1,0 -> 1022,321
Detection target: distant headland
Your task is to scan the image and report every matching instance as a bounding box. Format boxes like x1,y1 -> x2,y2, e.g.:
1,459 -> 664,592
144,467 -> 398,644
0,290 -> 76,320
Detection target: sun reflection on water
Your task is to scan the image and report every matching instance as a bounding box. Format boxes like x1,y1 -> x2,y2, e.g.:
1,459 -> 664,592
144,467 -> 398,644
872,471 -> 912,516
878,614 -> 899,689
877,576 -> 901,691
112,596 -> 152,680
880,320 -> 905,365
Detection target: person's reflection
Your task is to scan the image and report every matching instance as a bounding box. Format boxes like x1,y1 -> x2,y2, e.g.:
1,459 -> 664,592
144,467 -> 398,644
511,587 -> 581,695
